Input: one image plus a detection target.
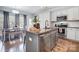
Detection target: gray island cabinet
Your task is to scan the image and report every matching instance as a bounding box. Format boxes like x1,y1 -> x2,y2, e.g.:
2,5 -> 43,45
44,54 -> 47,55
25,28 -> 57,52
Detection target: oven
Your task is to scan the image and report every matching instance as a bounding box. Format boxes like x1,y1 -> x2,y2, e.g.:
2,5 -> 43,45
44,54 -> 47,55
58,28 -> 65,34
55,23 -> 68,37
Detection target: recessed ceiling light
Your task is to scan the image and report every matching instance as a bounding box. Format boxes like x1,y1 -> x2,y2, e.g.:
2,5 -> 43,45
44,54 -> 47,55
12,10 -> 19,14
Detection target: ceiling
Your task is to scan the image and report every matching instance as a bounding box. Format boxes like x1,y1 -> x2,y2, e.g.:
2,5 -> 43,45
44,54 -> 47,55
0,6 -> 74,15
0,6 -> 56,15
7,6 -> 50,13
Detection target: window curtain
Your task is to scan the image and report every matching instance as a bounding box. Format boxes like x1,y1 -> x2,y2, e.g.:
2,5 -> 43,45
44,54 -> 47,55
19,15 -> 24,29
14,14 -> 20,39
24,15 -> 27,29
3,11 -> 9,41
15,14 -> 19,27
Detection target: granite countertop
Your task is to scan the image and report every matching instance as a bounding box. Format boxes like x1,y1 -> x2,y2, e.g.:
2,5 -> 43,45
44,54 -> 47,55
26,28 -> 58,35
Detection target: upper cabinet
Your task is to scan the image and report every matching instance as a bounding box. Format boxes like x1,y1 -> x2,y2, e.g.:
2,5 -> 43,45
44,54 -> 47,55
67,7 -> 79,20
73,7 -> 79,20
51,7 -> 79,21
51,10 -> 68,21
67,8 -> 74,20
56,10 -> 68,16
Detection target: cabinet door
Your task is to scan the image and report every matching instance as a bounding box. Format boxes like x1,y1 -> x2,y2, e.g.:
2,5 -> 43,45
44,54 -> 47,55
56,11 -> 62,16
43,33 -> 51,51
67,28 -> 76,40
67,7 -> 79,20
67,8 -> 74,20
50,31 -> 57,49
56,10 -> 68,16
52,10 -> 65,21
75,29 -> 79,41
62,9 -> 68,16
73,7 -> 79,20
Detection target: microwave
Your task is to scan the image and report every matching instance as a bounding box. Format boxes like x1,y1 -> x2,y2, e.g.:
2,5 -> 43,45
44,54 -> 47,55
57,16 -> 67,21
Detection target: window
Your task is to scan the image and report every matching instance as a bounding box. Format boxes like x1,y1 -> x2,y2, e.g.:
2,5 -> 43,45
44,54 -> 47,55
27,16 -> 33,30
0,11 -> 3,30
9,13 -> 15,29
19,15 -> 24,28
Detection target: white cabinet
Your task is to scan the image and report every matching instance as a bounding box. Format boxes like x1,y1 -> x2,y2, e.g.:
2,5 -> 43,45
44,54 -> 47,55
67,28 -> 76,40
73,7 -> 79,20
51,10 -> 67,21
67,28 -> 79,41
56,10 -> 68,16
51,9 -> 68,21
62,9 -> 68,15
51,7 -> 79,21
67,8 -> 74,20
67,7 -> 79,20
56,11 -> 62,16
75,29 -> 79,41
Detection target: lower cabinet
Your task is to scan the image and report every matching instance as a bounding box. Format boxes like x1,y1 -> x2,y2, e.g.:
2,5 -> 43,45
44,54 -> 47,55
50,31 -> 57,49
43,33 -> 51,51
39,34 -> 51,52
67,28 -> 76,40
75,29 -> 79,41
67,28 -> 79,41
42,31 -> 57,51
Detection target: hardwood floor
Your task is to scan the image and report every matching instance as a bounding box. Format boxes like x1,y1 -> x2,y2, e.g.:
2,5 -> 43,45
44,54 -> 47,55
0,37 -> 79,52
0,39 -> 25,52
52,38 -> 79,52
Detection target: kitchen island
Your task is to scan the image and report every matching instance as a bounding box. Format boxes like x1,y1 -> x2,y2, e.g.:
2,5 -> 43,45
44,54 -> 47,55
25,28 -> 58,52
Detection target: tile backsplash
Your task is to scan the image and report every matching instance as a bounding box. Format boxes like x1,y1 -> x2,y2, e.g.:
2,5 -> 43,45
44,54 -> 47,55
51,21 -> 79,27
68,22 -> 79,27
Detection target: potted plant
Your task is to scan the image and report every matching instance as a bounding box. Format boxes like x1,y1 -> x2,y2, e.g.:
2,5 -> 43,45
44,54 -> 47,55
32,16 -> 40,29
